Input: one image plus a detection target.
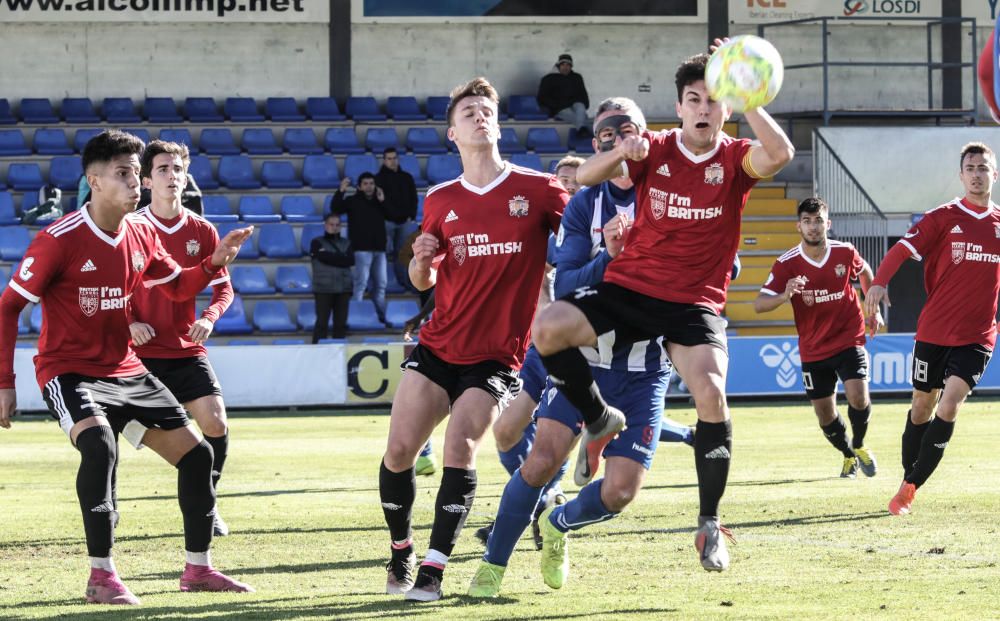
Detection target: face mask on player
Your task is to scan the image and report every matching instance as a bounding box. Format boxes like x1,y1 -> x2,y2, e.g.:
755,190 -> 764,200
595,114 -> 640,152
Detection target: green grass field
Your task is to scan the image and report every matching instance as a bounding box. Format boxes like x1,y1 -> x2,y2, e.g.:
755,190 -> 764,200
2,400 -> 999,620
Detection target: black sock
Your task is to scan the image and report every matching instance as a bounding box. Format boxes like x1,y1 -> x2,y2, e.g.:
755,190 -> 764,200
176,440 -> 216,553
75,425 -> 118,558
847,404 -> 871,449
204,433 -> 228,490
694,419 -> 732,517
901,410 -> 929,479
821,415 -> 855,458
907,417 -> 955,488
427,467 -> 477,559
540,348 -> 606,425
380,460 -> 416,544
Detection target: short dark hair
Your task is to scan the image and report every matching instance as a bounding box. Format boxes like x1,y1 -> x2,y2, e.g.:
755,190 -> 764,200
797,197 -> 829,217
358,172 -> 376,183
140,140 -> 190,179
675,53 -> 710,101
82,130 -> 145,173
960,141 -> 996,168
324,212 -> 340,223
383,146 -> 398,157
446,77 -> 499,127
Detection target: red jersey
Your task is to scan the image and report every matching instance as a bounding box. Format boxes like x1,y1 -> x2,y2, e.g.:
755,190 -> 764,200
608,129 -> 758,313
899,198 -> 1000,349
419,163 -> 566,368
129,207 -> 232,359
7,206 -> 198,390
761,241 -> 867,362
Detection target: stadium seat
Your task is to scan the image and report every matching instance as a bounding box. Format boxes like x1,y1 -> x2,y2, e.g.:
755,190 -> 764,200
296,299 -> 318,330
49,156 -> 83,190
257,222 -> 300,257
272,338 -> 306,345
34,129 -> 73,155
0,192 -> 19,225
275,264 -> 312,293
7,163 -> 45,192
144,97 -> 182,123
184,97 -> 224,122
508,95 -> 549,121
224,97 -> 264,122
238,196 -> 280,223
0,99 -> 14,125
324,127 -> 363,154
261,161 -> 303,189
102,97 -> 141,123
426,96 -> 450,121
343,154 -> 379,184
405,128 -> 447,155
569,130 -> 595,155
200,128 -> 240,155
280,196 -> 321,222
525,127 -> 564,153
417,194 -> 424,221
213,295 -> 253,334
0,227 -> 31,260
387,96 -> 426,121
547,159 -> 560,173
228,339 -> 261,345
398,154 -> 427,186
385,266 -> 405,294
426,154 -> 462,185
266,97 -> 305,122
20,98 -> 58,124
345,96 -> 386,121
385,299 -> 420,329
240,128 -> 280,155
283,128 -> 323,155
253,300 -> 298,332
188,155 -> 220,190
305,97 -> 346,121
122,128 -> 151,144
30,304 -> 43,333
510,153 -> 544,172
302,154 -> 340,188
498,127 -> 526,154
20,192 -> 39,213
217,155 -> 261,189
202,195 -> 237,222
0,130 -> 30,156
61,98 -> 100,123
347,299 -> 384,331
299,223 -> 323,254
73,128 -> 102,153
230,265 -> 275,294
158,128 -> 196,153
365,127 -> 398,152
217,221 -> 260,259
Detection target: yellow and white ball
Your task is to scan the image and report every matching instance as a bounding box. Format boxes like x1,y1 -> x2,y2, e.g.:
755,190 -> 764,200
705,35 -> 784,113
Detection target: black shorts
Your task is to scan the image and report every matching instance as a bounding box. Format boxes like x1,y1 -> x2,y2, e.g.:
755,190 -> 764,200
140,356 -> 222,404
401,344 -> 519,406
911,341 -> 993,392
800,346 -> 869,400
563,281 -> 728,353
42,373 -> 189,444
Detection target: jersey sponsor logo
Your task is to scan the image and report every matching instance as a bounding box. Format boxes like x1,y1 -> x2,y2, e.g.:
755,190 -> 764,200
950,225 -> 963,234
131,250 -> 145,272
704,162 -> 724,185
956,241 -> 1000,264
801,288 -> 845,307
80,259 -> 97,272
450,232 -> 523,265
835,263 -> 846,277
760,341 -> 801,388
656,163 -> 671,177
185,239 -> 201,256
79,286 -> 130,316
508,195 -> 529,218
18,257 -> 34,281
445,209 -> 459,223
649,188 -> 723,221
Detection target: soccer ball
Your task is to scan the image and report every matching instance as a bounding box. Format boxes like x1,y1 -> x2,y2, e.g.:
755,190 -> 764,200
705,35 -> 784,113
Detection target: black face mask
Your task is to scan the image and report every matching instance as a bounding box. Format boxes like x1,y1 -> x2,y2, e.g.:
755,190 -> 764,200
595,114 -> 640,152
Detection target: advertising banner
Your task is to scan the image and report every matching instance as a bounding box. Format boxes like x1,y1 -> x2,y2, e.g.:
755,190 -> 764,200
345,342 -> 413,404
0,0 -> 329,23
734,1 -> 998,25
356,0 -> 705,22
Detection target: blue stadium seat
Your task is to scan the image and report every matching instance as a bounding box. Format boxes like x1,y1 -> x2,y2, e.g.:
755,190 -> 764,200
272,338 -> 306,345
0,227 -> 31,260
324,127 -> 363,154
144,97 -> 182,123
188,155 -> 220,190
21,192 -> 39,213
0,192 -> 19,225
217,221 -> 260,259
548,159 -> 560,173
158,128 -> 196,153
238,196 -> 280,223
426,96 -> 449,121
300,223 -> 323,254
398,154 -> 427,186
20,98 -> 58,124
275,264 -> 312,293
224,97 -> 264,122
7,164 -> 45,191
61,98 -> 100,123
510,153 -> 544,172
0,99 -> 14,125
345,96 -> 386,122
73,128 -> 102,153
228,339 -> 261,345
49,156 -> 83,190
102,97 -> 141,123
348,299 -> 384,331
296,299 -> 318,330
184,97 -> 223,122
343,154 -> 379,185
385,299 -> 420,329
230,265 -> 275,294
569,130 -> 595,155
213,295 -> 253,335
30,304 -> 43,333
526,127 -> 564,153
365,127 -> 398,152
261,161 -> 303,189
283,128 -> 323,155
0,130 -> 30,156
217,155 -> 261,189
417,194 -> 424,221
253,300 -> 297,332
122,128 -> 151,145
34,129 -> 73,155
386,96 -> 426,121
257,223 -> 300,258
405,127 -> 447,155
241,128 -> 281,155
385,266 -> 405,294
266,97 -> 305,122
508,95 -> 548,120
498,127 -> 526,154
305,97 -> 346,121
203,195 -> 237,222
301,154 -> 340,188
200,128 -> 239,155
426,154 -> 462,185
280,196 -> 321,222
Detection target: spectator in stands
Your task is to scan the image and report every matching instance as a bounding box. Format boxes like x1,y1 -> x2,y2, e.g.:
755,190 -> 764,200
554,155 -> 585,195
537,53 -> 590,137
375,147 -> 418,262
330,172 -> 388,324
22,183 -> 63,225
310,213 -> 355,342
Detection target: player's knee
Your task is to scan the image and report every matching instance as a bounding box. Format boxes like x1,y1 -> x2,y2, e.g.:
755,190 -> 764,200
691,381 -> 726,416
75,424 -> 116,470
531,305 -> 571,354
493,418 -> 521,452
601,484 -> 637,513
176,440 -> 216,512
198,415 -> 227,438
846,395 -> 869,411
384,439 -> 421,471
521,451 -> 561,487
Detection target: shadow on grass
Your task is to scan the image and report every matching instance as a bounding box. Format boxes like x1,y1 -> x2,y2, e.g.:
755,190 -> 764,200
594,510 -> 888,538
121,486 -> 379,503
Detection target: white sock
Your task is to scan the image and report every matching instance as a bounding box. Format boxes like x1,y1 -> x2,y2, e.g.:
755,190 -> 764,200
186,550 -> 211,567
423,549 -> 448,569
89,557 -> 116,573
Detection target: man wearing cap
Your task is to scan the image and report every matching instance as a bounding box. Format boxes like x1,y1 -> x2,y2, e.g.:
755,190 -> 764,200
537,54 -> 590,137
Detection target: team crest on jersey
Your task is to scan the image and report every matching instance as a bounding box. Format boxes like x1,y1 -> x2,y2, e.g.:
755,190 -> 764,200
78,287 -> 99,317
450,235 -> 467,266
704,163 -> 724,185
649,188 -> 667,220
131,250 -> 145,272
508,195 -> 529,217
834,264 -> 846,277
186,239 -> 201,256
801,290 -> 815,306
951,241 -> 965,264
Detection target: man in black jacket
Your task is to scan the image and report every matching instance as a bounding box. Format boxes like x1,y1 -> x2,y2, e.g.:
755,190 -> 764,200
310,213 -> 355,341
330,172 -> 388,324
537,54 -> 590,135
374,147 -> 418,263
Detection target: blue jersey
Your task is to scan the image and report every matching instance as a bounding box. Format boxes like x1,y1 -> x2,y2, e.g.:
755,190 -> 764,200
554,181 -> 670,374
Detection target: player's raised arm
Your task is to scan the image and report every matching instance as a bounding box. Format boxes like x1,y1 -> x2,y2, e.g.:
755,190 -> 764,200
754,275 -> 805,313
576,134 -> 648,186
408,233 -> 440,291
744,107 -> 795,179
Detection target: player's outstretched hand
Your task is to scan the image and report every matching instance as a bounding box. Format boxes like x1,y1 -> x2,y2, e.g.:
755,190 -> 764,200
866,310 -> 885,338
784,275 -> 807,299
603,213 -> 632,258
188,317 -> 215,344
864,284 -> 889,318
709,37 -> 731,54
411,233 -> 440,270
211,226 -> 254,268
130,322 -> 156,346
617,135 -> 649,162
0,388 -> 16,429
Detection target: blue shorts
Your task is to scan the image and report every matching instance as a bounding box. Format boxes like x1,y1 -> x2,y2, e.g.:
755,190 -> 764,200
536,366 -> 668,469
519,345 -> 548,405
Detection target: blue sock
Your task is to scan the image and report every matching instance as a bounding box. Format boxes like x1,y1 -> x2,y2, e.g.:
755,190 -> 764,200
660,417 -> 693,446
533,458 -> 569,520
497,432 -> 532,476
419,440 -> 433,458
548,478 -> 617,533
483,470 -> 543,567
